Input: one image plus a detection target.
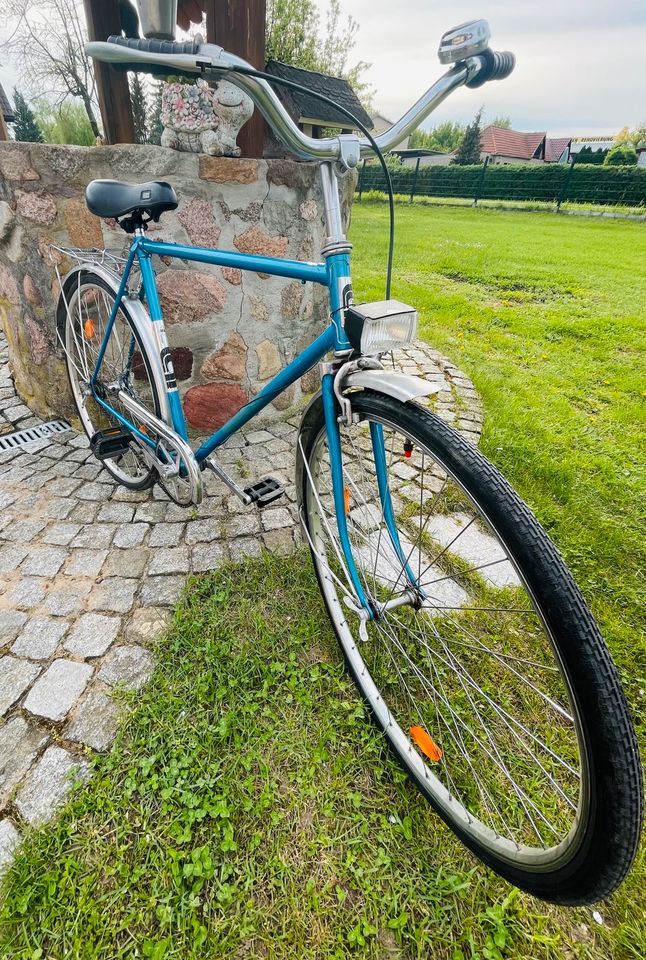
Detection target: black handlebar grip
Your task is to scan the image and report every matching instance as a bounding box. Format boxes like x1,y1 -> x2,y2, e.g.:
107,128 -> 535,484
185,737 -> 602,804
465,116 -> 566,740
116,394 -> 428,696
106,35 -> 200,56
466,49 -> 515,87
489,51 -> 516,80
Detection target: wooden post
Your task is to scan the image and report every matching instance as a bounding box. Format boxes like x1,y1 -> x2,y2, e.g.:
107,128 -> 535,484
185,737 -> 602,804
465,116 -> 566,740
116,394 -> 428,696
0,113 -> 9,142
205,0 -> 266,158
83,0 -> 135,144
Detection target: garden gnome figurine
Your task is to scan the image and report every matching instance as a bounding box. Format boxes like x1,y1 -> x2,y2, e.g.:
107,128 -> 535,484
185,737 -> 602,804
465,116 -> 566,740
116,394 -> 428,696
160,78 -> 222,155
160,78 -> 254,156
211,80 -> 255,157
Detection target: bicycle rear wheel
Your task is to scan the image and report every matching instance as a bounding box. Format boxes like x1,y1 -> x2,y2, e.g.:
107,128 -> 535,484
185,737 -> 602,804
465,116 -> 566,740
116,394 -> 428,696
298,389 -> 642,905
58,270 -> 160,489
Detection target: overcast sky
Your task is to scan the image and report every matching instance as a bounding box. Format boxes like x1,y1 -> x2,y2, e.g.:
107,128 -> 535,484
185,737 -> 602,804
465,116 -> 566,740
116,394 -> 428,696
1,0 -> 644,137
319,0 -> 646,136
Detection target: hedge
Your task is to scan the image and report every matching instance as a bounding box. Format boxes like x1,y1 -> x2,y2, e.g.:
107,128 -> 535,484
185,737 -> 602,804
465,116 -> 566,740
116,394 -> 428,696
357,162 -> 646,207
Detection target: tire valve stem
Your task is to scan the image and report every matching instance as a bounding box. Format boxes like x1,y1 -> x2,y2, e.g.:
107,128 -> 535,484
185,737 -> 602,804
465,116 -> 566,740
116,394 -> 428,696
404,440 -> 414,459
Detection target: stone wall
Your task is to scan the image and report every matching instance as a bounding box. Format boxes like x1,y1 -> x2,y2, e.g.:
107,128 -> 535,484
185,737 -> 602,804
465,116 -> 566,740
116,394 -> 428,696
0,143 -> 353,430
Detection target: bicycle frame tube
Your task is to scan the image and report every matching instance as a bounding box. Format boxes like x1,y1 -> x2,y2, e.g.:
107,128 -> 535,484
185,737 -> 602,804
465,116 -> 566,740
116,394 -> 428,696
194,324 -> 336,459
321,372 -> 371,611
89,243 -> 139,388
370,422 -> 423,594
88,226 -> 383,615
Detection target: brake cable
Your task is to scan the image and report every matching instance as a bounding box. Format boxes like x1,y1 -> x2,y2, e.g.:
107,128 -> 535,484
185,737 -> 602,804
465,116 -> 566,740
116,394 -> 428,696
228,65 -> 396,300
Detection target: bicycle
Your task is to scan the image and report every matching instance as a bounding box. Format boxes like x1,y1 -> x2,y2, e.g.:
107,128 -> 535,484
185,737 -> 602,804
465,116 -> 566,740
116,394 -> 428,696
56,19 -> 642,906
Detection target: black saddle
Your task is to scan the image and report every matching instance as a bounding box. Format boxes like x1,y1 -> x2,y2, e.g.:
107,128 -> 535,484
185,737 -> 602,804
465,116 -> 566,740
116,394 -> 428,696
85,179 -> 178,223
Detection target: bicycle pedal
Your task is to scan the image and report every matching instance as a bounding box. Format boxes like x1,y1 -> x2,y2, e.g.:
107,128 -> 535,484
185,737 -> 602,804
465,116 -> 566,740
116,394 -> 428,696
89,427 -> 132,461
243,477 -> 284,507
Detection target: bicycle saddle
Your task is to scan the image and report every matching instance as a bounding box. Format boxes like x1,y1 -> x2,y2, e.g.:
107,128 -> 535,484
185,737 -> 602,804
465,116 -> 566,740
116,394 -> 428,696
85,179 -> 178,221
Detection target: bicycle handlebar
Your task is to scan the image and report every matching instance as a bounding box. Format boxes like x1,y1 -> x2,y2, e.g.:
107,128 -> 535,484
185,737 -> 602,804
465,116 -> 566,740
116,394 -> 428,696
86,27 -> 515,166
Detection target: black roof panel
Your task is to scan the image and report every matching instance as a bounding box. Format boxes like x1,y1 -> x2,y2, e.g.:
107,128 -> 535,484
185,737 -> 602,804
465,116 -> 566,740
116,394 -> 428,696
0,82 -> 15,122
265,60 -> 373,131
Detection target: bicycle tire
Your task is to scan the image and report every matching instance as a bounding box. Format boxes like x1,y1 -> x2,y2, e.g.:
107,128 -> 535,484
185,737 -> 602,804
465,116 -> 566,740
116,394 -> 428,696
57,270 -> 161,490
297,389 -> 642,904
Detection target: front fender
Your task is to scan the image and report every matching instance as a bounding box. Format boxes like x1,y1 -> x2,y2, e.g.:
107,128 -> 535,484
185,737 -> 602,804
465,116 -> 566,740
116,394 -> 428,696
343,368 -> 442,403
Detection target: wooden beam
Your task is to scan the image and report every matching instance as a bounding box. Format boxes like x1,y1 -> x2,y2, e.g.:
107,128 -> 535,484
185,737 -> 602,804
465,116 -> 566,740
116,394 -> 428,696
83,0 -> 135,144
0,113 -> 9,143
206,0 -> 266,158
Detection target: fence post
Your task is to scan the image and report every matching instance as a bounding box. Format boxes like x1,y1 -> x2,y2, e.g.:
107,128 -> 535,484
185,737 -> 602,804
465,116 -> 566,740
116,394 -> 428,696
473,156 -> 489,206
410,157 -> 421,203
556,155 -> 576,213
357,159 -> 366,201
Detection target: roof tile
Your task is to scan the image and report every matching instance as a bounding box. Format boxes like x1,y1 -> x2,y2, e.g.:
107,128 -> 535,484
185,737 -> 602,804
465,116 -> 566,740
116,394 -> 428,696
481,125 -> 546,160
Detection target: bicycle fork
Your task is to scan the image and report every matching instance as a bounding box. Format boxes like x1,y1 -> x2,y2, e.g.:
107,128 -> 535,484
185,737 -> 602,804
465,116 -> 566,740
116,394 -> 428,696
320,373 -> 424,639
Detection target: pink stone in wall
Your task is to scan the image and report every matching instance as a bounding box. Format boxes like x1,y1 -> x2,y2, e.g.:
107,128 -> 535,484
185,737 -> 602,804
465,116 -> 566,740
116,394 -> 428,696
184,382 -> 249,431
25,316 -> 50,365
15,190 -> 57,225
0,265 -> 20,306
299,199 -> 318,222
256,340 -> 282,380
156,270 -> 227,324
248,296 -> 268,322
222,267 -> 241,285
233,228 -> 288,260
63,199 -> 103,249
178,197 -> 221,250
23,274 -> 42,308
201,332 -> 247,381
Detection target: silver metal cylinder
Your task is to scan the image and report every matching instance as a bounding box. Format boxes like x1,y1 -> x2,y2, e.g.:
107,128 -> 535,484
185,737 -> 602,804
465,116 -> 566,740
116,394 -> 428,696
319,162 -> 346,249
136,0 -> 178,40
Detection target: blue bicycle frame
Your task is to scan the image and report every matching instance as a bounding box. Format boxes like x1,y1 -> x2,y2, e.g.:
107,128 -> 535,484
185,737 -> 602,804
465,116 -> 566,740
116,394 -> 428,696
90,219 -> 411,616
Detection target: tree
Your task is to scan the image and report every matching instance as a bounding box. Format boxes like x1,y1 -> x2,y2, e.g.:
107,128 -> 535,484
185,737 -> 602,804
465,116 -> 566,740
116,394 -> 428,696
11,88 -> 44,142
576,145 -> 607,165
630,122 -> 646,148
265,0 -> 370,103
409,121 -> 465,153
615,122 -> 646,149
148,80 -> 164,146
490,115 -> 512,129
266,0 -> 319,69
604,144 -> 638,166
0,0 -> 101,139
33,98 -> 95,145
453,108 -> 483,165
130,73 -> 149,144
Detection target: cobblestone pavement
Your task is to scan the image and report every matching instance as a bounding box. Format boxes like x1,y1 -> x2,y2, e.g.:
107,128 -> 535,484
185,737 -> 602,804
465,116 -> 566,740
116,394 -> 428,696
0,329 -> 482,873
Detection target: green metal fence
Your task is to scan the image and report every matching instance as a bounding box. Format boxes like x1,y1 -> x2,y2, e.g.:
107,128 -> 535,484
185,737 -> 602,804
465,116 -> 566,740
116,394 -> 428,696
356,159 -> 646,210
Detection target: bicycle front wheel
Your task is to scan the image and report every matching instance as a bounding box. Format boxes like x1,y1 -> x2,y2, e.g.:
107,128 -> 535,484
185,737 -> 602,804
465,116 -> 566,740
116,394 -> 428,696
58,270 -> 160,489
298,389 -> 642,905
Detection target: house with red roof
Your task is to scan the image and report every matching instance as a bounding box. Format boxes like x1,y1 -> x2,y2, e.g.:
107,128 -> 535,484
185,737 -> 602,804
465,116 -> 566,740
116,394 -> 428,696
481,125 -> 571,164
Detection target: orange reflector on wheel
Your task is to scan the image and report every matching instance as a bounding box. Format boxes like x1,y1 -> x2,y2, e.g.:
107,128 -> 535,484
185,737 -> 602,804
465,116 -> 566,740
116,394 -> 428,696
83,319 -> 95,339
344,486 -> 350,515
410,725 -> 443,762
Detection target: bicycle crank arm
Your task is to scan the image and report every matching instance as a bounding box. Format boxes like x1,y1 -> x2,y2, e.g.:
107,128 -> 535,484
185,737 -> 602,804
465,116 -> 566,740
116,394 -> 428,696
113,389 -> 203,505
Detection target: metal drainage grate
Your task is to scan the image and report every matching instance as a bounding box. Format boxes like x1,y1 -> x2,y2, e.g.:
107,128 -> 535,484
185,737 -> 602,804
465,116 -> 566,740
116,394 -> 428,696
0,419 -> 72,452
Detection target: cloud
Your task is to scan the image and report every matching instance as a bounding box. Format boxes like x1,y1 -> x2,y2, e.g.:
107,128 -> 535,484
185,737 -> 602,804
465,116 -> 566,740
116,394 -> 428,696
331,0 -> 646,135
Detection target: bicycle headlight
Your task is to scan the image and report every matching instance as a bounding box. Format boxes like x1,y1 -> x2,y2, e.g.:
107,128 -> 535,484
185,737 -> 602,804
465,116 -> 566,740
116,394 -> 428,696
344,300 -> 418,355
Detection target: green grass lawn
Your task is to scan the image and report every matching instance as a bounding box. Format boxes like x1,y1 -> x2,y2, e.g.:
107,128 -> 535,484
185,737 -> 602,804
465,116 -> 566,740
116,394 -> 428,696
1,206 -> 644,958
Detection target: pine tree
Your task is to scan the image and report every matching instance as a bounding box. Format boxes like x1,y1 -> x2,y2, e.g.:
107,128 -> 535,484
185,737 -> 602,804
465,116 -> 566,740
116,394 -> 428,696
12,89 -> 44,143
148,80 -> 164,147
129,73 -> 149,144
453,108 -> 484,165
